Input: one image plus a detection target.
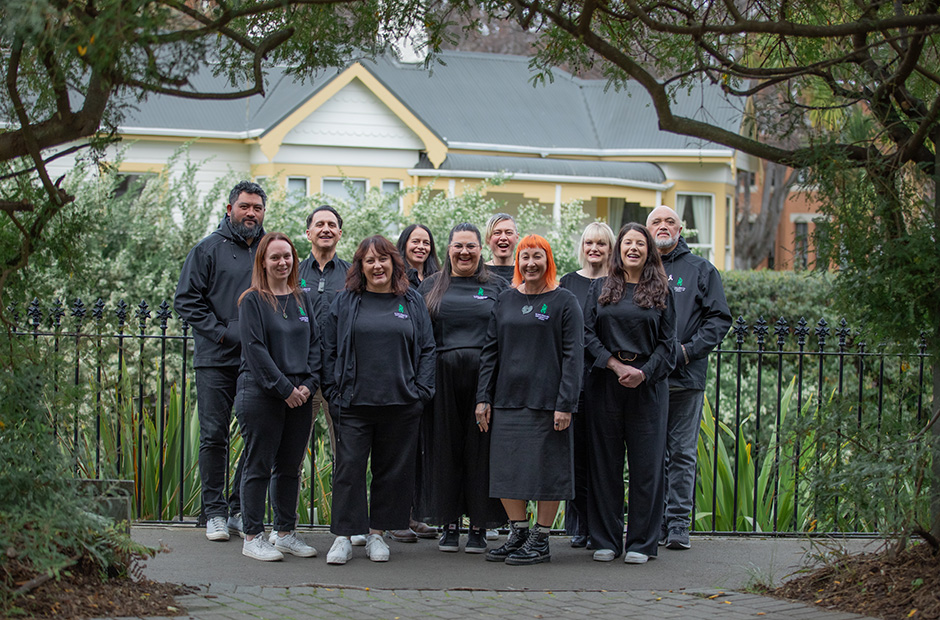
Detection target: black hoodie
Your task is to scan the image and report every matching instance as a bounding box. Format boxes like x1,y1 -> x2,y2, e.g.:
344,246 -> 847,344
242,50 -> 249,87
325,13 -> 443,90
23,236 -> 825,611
659,237 -> 733,390
174,216 -> 265,368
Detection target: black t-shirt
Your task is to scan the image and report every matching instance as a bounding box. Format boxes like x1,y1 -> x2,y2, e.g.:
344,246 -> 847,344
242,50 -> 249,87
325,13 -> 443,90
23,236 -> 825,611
486,263 -> 515,282
418,274 -> 509,352
352,291 -> 420,406
476,287 -> 584,412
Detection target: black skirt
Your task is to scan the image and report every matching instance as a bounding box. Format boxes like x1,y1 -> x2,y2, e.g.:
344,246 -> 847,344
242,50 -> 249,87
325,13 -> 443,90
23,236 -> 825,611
415,348 -> 507,528
489,406 -> 574,501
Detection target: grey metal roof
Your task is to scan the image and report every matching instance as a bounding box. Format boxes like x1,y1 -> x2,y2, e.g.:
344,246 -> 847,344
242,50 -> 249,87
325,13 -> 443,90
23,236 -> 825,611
414,153 -> 666,184
117,50 -> 743,151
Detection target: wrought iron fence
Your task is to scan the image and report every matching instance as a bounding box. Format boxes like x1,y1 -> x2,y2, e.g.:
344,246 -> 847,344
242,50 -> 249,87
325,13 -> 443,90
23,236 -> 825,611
4,297 -> 933,535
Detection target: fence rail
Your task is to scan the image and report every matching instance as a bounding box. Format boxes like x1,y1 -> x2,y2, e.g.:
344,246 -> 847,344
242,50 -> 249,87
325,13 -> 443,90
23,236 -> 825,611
5,297 -> 934,535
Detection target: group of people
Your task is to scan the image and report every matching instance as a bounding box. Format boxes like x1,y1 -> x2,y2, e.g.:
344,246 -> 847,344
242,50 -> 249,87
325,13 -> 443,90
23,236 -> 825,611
174,181 -> 732,567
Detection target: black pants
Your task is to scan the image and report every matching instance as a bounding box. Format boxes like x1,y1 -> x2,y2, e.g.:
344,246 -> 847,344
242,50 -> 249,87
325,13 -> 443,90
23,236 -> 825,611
195,366 -> 245,520
330,402 -> 422,536
585,369 -> 667,558
565,390 -> 590,538
235,374 -> 313,537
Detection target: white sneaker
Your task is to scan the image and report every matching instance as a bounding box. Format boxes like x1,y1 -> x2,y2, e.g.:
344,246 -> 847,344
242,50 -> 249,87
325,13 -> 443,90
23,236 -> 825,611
593,549 -> 616,562
350,534 -> 368,546
327,537 -> 353,565
365,533 -> 390,562
227,513 -> 245,538
624,551 -> 649,564
273,532 -> 317,557
486,529 -> 499,541
242,536 -> 284,561
206,516 -> 230,542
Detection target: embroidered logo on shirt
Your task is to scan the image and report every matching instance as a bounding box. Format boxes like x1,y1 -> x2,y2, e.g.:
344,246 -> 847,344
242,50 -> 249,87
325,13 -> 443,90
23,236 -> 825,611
298,305 -> 309,322
394,303 -> 409,319
299,277 -> 311,292
669,273 -> 686,293
473,286 -> 488,300
535,303 -> 550,321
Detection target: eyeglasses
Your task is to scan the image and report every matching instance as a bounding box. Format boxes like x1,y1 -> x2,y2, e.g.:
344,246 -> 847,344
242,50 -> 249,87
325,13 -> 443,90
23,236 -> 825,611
449,243 -> 480,251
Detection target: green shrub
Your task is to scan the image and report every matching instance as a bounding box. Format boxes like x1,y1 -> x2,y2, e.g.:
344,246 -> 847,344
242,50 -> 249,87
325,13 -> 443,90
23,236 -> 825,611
721,270 -> 840,325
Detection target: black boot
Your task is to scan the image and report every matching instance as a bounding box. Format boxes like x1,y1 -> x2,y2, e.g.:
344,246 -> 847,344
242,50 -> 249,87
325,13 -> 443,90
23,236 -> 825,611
505,528 -> 551,565
485,522 -> 529,562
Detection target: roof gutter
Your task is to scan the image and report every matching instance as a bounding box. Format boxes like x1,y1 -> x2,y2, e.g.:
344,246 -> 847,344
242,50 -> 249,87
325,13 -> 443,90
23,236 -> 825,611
118,127 -> 267,140
446,141 -> 734,158
407,168 -> 673,191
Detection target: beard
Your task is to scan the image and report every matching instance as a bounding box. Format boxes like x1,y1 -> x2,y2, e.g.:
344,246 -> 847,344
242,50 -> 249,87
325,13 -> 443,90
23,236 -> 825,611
231,218 -> 262,240
654,233 -> 678,250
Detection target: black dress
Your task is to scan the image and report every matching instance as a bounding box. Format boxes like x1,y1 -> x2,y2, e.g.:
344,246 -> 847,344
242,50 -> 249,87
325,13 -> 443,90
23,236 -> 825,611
477,287 -> 584,500
414,274 -> 509,528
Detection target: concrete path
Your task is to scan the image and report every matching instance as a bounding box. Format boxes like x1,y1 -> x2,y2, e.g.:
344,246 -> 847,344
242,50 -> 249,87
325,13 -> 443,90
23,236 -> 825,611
111,525 -> 884,620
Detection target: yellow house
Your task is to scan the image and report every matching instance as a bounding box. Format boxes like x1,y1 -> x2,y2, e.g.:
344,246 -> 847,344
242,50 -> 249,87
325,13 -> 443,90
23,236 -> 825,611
104,51 -> 748,269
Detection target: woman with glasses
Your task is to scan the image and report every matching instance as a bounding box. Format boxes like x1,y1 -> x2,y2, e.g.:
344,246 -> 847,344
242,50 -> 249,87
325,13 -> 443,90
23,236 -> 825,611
416,223 -> 509,553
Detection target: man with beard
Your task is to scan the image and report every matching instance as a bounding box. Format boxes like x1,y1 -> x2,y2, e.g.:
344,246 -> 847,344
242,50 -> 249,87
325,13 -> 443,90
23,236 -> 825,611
175,181 -> 267,542
298,205 -> 350,454
646,204 -> 732,551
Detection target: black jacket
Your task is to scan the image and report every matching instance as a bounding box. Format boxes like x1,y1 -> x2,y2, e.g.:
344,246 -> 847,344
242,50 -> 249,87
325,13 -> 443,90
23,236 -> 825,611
321,287 -> 436,409
174,216 -> 264,368
659,237 -> 733,390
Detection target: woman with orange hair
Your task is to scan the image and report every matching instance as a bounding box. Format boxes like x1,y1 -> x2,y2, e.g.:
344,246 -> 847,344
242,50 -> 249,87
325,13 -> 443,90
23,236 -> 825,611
475,234 -> 584,566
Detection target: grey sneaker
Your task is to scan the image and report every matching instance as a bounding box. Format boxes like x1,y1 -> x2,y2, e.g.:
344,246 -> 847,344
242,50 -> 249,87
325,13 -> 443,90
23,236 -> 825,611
242,536 -> 283,561
366,533 -> 390,562
206,516 -> 230,542
327,537 -> 353,565
273,531 -> 317,557
227,513 -> 244,538
666,525 -> 691,550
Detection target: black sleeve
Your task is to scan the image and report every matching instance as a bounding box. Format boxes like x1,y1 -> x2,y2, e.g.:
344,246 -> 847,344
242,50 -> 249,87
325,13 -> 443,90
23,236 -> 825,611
583,280 -> 613,370
321,294 -> 341,403
301,294 -> 321,394
239,294 -> 295,399
640,293 -> 678,384
556,294 -> 584,412
175,245 -> 228,344
683,266 -> 732,364
475,299 -> 500,405
412,297 -> 437,403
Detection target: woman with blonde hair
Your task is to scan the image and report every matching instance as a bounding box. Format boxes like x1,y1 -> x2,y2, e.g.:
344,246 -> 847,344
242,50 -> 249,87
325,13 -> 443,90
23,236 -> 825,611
559,220 -> 616,549
475,234 -> 584,565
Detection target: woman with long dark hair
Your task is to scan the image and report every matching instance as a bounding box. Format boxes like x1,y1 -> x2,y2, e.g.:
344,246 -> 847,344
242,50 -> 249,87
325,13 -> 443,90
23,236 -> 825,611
416,223 -> 509,553
236,232 -> 320,562
583,223 -> 676,564
321,235 -> 436,565
397,224 -> 441,287
475,234 -> 584,566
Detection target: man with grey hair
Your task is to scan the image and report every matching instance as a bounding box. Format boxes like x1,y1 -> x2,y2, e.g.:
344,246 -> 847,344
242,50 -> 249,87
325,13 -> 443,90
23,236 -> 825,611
175,181 -> 267,542
647,204 -> 732,550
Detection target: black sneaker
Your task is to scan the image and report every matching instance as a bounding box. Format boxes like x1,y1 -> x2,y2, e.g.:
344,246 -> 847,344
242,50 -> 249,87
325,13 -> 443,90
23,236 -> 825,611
658,523 -> 668,546
438,522 -> 460,552
465,527 -> 487,554
666,525 -> 691,550
485,522 -> 529,562
505,529 -> 551,565
570,534 -> 587,548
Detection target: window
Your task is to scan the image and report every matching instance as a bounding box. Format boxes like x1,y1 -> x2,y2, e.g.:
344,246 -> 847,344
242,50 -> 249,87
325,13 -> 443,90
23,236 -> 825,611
794,221 -> 809,270
322,178 -> 367,204
607,199 -> 649,233
287,177 -> 308,199
676,193 -> 714,261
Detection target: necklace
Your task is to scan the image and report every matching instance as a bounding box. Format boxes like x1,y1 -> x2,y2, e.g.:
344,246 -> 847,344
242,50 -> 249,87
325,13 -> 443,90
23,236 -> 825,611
275,295 -> 289,319
520,283 -> 547,315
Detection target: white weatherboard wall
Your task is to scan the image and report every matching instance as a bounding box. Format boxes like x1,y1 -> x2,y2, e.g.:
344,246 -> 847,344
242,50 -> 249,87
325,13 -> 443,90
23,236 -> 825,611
280,79 -> 425,152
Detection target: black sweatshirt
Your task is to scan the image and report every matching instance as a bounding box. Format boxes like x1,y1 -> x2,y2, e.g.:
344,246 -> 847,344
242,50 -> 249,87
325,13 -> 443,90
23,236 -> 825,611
298,253 -> 351,328
659,237 -> 733,390
238,291 -> 320,399
174,216 -> 264,368
417,274 -> 509,352
560,270 -> 603,369
486,264 -> 515,282
351,291 -> 421,406
583,280 -> 677,385
476,287 -> 584,413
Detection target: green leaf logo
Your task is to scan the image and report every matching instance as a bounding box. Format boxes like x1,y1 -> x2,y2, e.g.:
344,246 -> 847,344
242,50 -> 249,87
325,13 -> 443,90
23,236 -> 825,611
300,279 -> 306,287
299,306 -> 307,316
540,303 -> 547,313
677,277 -> 683,286
478,287 -> 484,295
398,304 -> 404,313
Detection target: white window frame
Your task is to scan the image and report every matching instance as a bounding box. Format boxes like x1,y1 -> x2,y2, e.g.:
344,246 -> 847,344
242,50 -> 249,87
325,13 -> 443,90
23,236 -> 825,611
676,191 -> 716,262
321,177 -> 369,204
381,179 -> 404,213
